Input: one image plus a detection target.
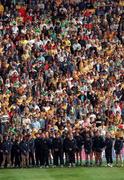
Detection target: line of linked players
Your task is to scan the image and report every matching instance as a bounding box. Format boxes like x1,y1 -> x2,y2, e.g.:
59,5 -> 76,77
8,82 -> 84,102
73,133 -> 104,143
0,130 -> 123,168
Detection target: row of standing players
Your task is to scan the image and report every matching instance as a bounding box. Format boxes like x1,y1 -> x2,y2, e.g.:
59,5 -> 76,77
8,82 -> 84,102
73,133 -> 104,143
0,130 -> 123,168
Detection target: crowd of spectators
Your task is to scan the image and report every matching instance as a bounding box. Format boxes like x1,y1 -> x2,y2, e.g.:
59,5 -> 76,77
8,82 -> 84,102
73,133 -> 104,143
0,0 -> 124,168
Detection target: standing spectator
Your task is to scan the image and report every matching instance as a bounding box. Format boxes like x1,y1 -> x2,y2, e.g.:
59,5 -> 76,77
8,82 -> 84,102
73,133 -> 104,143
40,132 -> 51,168
74,128 -> 83,166
52,132 -> 64,167
84,133 -> 93,166
93,131 -> 105,166
104,132 -> 113,167
12,136 -> 21,168
20,135 -> 29,168
114,135 -> 123,167
1,134 -> 12,168
63,133 -> 76,167
28,134 -> 35,167
34,133 -> 41,167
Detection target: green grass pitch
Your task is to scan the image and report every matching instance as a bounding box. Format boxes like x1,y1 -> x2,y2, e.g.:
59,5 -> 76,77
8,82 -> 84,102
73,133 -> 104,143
0,167 -> 124,180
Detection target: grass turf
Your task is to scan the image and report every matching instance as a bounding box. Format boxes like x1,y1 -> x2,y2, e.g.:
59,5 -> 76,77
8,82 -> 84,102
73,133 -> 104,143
0,167 -> 124,180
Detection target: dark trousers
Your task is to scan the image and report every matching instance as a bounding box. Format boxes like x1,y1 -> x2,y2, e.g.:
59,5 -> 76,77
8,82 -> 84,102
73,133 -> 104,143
105,149 -> 113,164
64,152 -> 68,165
68,150 -> 75,164
53,150 -> 64,166
0,152 -> 3,166
29,152 -> 35,166
95,151 -> 102,165
15,153 -> 21,167
35,150 -> 40,166
11,150 -> 15,165
40,150 -> 49,166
